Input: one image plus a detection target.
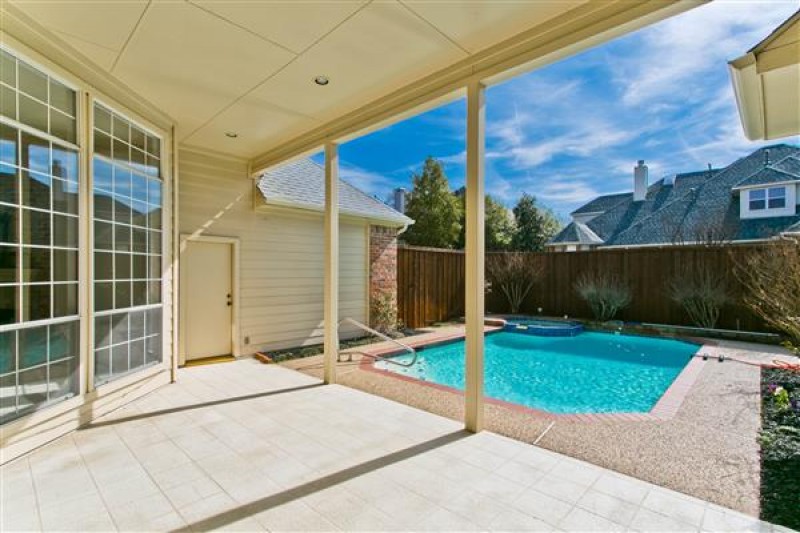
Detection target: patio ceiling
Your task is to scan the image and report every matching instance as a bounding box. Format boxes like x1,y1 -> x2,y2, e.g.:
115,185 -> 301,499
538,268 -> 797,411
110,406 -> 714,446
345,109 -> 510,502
6,0 -> 583,157
4,0 -> 698,165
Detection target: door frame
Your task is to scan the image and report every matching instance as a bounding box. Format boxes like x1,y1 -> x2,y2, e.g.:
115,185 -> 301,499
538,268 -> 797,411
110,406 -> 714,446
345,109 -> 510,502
179,234 -> 241,366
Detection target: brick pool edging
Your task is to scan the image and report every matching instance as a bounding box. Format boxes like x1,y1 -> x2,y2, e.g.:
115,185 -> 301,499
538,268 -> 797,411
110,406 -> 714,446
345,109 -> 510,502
358,329 -> 708,423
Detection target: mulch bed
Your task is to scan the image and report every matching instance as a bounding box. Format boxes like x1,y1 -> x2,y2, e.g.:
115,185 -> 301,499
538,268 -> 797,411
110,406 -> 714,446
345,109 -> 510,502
759,367 -> 800,530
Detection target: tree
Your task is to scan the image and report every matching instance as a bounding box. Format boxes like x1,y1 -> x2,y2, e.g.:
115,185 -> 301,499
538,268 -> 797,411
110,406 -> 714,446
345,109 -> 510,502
455,191 -> 515,251
486,253 -> 545,313
736,241 -> 800,352
511,193 -> 561,251
402,157 -> 462,248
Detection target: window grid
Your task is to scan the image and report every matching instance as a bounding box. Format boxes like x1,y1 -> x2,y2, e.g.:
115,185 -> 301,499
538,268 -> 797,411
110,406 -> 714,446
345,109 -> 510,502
0,320 -> 79,423
1,126 -> 80,326
0,49 -> 80,425
767,187 -> 786,209
0,49 -> 77,145
92,102 -> 163,384
749,187 -> 788,211
93,307 -> 162,387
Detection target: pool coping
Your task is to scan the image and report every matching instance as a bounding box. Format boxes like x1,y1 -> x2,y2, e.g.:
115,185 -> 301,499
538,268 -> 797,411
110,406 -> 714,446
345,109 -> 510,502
358,328 -> 708,422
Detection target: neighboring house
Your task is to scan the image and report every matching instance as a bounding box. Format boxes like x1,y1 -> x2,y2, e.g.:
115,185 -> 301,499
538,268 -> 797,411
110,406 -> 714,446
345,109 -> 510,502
392,187 -> 408,213
548,144 -> 800,251
179,153 -> 411,362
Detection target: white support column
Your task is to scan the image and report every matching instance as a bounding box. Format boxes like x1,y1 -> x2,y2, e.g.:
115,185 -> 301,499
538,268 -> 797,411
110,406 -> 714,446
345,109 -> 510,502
324,142 -> 340,385
464,80 -> 485,433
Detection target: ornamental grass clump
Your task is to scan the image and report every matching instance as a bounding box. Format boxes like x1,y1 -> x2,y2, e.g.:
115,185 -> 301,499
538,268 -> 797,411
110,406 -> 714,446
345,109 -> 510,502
574,271 -> 632,322
667,263 -> 730,329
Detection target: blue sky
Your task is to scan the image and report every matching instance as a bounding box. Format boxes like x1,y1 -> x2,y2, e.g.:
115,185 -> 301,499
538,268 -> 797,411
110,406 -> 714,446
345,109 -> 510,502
313,1 -> 800,220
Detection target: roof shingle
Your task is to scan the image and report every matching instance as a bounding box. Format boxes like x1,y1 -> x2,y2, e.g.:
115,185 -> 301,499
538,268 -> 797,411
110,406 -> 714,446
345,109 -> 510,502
549,144 -> 800,247
258,159 -> 412,227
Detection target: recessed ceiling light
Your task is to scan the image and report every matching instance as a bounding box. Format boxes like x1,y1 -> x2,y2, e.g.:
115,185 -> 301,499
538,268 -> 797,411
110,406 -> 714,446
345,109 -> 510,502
225,132 -> 238,138
314,75 -> 330,86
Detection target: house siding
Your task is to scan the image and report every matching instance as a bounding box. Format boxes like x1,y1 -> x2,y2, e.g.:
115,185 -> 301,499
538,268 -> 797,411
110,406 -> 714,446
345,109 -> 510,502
178,149 -> 367,355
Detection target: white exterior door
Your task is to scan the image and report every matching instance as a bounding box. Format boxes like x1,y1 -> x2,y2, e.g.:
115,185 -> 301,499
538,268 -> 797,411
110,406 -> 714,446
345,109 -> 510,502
182,240 -> 233,360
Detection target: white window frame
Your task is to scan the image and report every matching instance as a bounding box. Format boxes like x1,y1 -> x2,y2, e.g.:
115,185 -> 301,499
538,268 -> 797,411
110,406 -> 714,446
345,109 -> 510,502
0,40 -> 174,427
740,184 -> 797,219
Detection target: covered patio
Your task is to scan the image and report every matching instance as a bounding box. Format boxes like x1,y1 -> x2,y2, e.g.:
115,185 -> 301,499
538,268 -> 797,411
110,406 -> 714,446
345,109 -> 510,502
0,359 -> 776,532
2,0 -> 795,530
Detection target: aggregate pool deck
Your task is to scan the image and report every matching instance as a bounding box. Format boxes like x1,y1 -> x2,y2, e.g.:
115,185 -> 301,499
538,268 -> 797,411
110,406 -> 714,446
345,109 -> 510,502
281,325 -> 800,517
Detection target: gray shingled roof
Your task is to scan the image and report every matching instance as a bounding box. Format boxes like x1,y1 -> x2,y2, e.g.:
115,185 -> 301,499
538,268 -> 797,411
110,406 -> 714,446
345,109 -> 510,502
549,144 -> 800,247
734,167 -> 800,188
258,159 -> 412,227
571,192 -> 630,215
770,155 -> 800,177
549,221 -> 604,245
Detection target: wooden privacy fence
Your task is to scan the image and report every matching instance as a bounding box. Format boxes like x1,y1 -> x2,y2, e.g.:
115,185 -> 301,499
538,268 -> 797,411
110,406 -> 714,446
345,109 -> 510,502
397,244 -> 770,331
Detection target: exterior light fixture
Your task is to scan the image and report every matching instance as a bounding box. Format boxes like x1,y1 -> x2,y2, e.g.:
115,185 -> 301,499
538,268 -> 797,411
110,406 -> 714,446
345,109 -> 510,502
314,75 -> 329,86
225,132 -> 238,138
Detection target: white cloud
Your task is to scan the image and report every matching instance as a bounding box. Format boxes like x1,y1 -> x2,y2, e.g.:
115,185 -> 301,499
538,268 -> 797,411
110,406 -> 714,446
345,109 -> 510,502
436,151 -> 466,166
616,1 -> 798,108
335,1 -> 800,220
535,180 -> 605,205
338,161 -> 395,197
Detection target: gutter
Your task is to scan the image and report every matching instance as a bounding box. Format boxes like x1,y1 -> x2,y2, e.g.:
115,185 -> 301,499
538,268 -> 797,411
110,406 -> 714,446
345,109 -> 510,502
258,196 -> 413,229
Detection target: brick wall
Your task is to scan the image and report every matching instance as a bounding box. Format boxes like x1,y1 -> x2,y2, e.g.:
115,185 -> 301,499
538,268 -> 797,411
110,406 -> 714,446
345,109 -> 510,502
368,225 -> 399,329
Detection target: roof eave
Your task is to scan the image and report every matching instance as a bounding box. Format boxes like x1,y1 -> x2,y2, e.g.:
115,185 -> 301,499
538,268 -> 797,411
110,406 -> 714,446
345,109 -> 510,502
732,178 -> 800,191
728,54 -> 766,141
259,196 -> 413,228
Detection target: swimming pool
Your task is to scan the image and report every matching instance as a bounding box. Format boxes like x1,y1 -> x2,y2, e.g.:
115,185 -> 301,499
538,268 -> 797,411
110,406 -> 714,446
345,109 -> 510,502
373,331 -> 699,414
503,318 -> 584,337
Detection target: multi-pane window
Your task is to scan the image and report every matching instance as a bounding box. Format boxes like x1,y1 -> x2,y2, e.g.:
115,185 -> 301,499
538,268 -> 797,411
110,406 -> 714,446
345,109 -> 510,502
749,187 -> 787,211
92,103 -> 162,385
0,49 -> 79,423
749,189 -> 766,211
767,187 -> 786,209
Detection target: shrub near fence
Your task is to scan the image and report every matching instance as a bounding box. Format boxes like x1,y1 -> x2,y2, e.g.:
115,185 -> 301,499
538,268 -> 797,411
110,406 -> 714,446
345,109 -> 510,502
397,244 -> 769,331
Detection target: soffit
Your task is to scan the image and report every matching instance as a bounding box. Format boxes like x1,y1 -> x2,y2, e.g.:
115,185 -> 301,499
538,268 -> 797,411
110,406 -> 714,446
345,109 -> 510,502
401,0 -> 587,54
7,0 -> 620,159
763,66 -> 800,140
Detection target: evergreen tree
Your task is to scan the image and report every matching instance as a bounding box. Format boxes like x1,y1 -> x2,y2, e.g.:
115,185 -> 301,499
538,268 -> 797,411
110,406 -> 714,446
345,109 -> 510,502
455,191 -> 515,251
402,157 -> 462,248
511,193 -> 562,251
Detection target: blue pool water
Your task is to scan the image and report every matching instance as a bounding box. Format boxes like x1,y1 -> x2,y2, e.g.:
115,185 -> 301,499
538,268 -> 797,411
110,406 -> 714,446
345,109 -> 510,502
374,331 -> 699,413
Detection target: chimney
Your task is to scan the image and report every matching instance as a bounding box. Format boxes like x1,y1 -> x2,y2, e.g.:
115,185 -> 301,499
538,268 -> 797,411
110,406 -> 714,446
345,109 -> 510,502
393,187 -> 407,213
633,160 -> 648,202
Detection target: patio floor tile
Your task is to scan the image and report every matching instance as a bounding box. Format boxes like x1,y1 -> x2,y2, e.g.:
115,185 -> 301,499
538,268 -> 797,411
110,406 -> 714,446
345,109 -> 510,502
511,486 -> 574,525
0,359 -> 787,532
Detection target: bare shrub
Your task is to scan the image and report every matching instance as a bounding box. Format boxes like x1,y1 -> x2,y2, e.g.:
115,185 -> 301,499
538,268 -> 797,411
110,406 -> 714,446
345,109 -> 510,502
486,253 -> 545,313
574,271 -> 632,321
667,263 -> 730,329
670,219 -> 733,247
736,241 -> 800,352
371,291 -> 399,334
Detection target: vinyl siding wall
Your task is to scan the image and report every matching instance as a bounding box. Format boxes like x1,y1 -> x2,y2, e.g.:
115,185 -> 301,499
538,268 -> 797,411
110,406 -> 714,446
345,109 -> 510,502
178,149 -> 367,355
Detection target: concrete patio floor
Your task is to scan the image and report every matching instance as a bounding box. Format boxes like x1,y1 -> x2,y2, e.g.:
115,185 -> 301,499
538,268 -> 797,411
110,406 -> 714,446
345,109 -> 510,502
284,326 -> 800,517
0,359 -> 787,532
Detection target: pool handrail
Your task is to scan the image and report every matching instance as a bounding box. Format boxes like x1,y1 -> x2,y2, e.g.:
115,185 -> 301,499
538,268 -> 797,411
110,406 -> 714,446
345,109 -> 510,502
338,317 -> 419,367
